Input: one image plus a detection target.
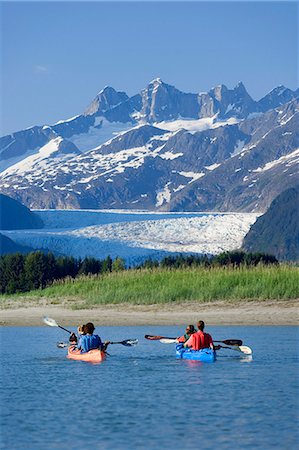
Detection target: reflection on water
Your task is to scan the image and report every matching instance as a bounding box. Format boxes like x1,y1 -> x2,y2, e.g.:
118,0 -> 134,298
0,325 -> 298,450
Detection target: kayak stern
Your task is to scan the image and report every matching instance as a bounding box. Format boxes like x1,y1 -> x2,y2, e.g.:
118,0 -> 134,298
67,345 -> 106,363
175,344 -> 216,362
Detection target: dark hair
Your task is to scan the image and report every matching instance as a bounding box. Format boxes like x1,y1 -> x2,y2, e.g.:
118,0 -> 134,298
84,322 -> 95,334
186,325 -> 196,334
197,320 -> 205,331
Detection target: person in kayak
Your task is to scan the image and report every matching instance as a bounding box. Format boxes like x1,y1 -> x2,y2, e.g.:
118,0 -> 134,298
69,324 -> 85,346
177,325 -> 197,343
77,322 -> 110,353
184,320 -> 214,350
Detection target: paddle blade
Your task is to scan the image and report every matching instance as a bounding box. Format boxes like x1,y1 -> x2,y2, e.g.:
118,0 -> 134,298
57,342 -> 68,348
121,339 -> 138,346
145,335 -> 162,340
227,345 -> 253,355
145,335 -> 176,340
110,339 -> 138,346
43,316 -> 58,327
160,338 -> 177,344
239,345 -> 253,355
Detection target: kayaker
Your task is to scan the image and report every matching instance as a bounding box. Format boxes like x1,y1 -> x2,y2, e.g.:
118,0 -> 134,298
69,324 -> 85,346
177,325 -> 197,343
184,320 -> 214,350
77,322 -> 110,353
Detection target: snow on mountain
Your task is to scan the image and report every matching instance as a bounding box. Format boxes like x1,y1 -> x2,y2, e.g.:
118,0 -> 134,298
153,116 -> 239,134
1,137 -> 80,178
168,100 -> 299,213
68,117 -> 133,153
252,148 -> 299,174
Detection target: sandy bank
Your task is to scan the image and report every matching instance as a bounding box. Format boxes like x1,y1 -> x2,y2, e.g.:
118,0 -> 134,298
1,300 -> 298,326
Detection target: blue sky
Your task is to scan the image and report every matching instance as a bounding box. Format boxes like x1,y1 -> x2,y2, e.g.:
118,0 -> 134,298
1,1 -> 298,135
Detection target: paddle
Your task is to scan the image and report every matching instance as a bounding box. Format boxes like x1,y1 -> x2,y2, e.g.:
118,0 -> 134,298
159,339 -> 252,354
56,339 -> 138,348
145,335 -> 243,346
44,317 -> 138,348
43,316 -> 72,334
217,344 -> 253,355
109,339 -> 138,347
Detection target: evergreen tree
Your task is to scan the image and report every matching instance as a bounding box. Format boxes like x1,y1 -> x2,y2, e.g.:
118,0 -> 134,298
102,256 -> 112,273
24,251 -> 55,290
79,257 -> 102,275
0,253 -> 25,294
112,257 -> 125,272
56,256 -> 79,278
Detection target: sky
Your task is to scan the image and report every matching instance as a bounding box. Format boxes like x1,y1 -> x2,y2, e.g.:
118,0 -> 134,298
1,0 -> 298,135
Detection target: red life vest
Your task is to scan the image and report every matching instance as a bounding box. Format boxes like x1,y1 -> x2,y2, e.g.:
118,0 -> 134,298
186,330 -> 213,350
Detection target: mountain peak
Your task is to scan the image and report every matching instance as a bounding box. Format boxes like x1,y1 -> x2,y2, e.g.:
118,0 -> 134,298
258,85 -> 297,112
149,77 -> 163,86
234,81 -> 246,91
272,85 -> 287,95
210,84 -> 228,101
84,86 -> 129,116
97,85 -> 118,96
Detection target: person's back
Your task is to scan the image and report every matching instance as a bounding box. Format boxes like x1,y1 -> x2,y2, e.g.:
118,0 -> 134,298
184,320 -> 213,350
79,322 -> 102,353
80,333 -> 102,353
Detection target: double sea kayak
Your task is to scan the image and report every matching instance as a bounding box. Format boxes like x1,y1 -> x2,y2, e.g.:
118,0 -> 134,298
67,345 -> 106,363
175,344 -> 216,362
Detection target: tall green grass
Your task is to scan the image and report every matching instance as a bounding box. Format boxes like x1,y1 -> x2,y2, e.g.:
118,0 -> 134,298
4,265 -> 298,308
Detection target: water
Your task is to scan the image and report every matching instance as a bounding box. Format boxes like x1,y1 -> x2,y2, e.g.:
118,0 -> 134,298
1,326 -> 298,449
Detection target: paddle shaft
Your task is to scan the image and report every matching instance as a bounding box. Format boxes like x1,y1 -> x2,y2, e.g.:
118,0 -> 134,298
145,335 -> 242,346
58,325 -> 72,334
57,339 -> 137,347
215,340 -> 242,346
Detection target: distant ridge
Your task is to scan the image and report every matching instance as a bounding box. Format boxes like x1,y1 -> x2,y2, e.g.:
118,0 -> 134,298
0,233 -> 33,255
242,186 -> 299,261
0,194 -> 43,230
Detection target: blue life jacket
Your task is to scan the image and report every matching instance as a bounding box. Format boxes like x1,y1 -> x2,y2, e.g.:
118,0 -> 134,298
80,334 -> 102,353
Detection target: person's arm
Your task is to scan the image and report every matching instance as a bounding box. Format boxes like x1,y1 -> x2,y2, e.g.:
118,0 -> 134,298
76,337 -> 82,349
102,341 -> 110,351
97,336 -> 110,351
69,332 -> 78,345
208,334 -> 214,349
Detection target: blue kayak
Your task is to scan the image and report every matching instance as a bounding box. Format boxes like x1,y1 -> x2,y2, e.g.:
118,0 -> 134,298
175,344 -> 216,362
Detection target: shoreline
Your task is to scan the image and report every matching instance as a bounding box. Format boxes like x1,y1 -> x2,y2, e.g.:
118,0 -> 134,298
1,300 -> 298,326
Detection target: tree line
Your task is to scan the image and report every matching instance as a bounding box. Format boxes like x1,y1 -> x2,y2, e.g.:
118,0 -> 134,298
0,250 -> 278,295
0,252 -> 125,295
137,250 -> 278,270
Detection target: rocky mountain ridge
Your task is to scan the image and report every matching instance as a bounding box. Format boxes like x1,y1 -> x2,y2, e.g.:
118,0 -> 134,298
0,79 -> 298,212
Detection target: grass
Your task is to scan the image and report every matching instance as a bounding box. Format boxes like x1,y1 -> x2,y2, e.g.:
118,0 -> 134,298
2,265 -> 298,309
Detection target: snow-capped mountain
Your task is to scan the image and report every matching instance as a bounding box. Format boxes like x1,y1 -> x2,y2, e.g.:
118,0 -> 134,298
0,79 -> 298,212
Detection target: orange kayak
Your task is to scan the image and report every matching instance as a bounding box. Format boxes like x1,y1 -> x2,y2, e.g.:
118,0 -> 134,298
67,345 -> 106,363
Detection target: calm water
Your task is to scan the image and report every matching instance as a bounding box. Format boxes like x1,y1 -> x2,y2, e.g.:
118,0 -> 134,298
1,326 -> 298,450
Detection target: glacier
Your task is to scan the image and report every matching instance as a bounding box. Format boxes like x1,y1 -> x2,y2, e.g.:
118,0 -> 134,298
1,209 -> 258,266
